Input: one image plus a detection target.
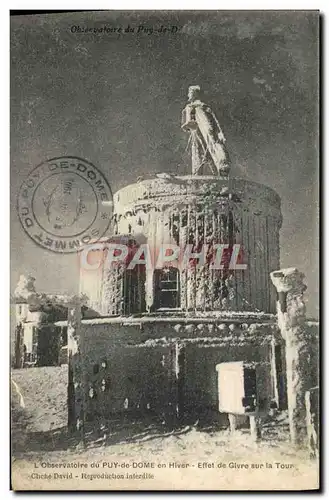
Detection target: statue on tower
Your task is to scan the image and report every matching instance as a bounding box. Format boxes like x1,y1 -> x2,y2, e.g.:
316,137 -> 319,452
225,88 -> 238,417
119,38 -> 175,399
181,85 -> 230,176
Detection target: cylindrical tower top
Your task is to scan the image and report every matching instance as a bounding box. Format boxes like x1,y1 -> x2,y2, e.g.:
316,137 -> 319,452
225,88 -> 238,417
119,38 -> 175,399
113,176 -> 282,221
100,175 -> 282,315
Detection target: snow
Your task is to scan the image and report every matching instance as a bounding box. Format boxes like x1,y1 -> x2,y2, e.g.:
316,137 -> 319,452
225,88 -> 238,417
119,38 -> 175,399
11,366 -> 318,491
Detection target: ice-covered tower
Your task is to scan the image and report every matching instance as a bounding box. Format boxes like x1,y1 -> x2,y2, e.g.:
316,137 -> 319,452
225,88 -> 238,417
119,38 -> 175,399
80,87 -> 282,317
74,87 -> 294,430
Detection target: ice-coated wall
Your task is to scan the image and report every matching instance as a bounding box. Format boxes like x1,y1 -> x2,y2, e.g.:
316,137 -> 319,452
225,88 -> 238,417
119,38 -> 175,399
79,318 -> 280,422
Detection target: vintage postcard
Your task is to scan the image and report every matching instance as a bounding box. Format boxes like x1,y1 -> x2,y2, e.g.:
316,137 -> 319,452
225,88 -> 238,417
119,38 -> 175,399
10,10 -> 319,491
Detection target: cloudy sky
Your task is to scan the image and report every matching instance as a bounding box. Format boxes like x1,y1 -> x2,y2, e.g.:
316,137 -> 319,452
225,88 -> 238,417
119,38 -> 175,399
10,10 -> 319,317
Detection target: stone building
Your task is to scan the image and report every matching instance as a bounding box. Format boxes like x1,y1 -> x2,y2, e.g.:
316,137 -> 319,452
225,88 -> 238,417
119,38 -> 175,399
13,275 -> 68,367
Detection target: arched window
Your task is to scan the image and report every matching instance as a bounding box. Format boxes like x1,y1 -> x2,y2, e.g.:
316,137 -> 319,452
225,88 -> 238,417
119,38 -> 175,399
154,267 -> 180,310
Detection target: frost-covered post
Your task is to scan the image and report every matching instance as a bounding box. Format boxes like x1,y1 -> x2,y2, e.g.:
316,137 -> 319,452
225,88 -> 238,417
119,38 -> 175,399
65,295 -> 87,440
270,268 -> 308,445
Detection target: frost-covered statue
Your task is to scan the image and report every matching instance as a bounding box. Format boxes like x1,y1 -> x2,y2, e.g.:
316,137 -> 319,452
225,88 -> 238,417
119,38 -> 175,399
181,85 -> 230,176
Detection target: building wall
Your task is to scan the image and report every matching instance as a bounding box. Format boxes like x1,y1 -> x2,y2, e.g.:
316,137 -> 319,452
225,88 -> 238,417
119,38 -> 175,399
14,306 -> 63,366
15,310 -> 44,360
15,304 -> 44,328
79,319 -> 281,423
23,323 -> 35,353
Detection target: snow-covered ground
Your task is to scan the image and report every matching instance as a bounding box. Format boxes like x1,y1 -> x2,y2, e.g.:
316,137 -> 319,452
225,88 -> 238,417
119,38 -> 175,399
11,366 -> 319,491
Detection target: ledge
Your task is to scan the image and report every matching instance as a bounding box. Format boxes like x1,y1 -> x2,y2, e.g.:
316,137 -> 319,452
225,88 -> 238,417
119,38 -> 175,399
55,311 -> 277,327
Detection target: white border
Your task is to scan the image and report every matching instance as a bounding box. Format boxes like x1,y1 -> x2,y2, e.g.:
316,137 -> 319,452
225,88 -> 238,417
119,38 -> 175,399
5,2 -> 326,9
3,4 -> 326,498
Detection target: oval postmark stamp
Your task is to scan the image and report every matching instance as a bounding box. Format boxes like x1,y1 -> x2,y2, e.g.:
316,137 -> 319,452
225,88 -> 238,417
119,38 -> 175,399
17,156 -> 113,253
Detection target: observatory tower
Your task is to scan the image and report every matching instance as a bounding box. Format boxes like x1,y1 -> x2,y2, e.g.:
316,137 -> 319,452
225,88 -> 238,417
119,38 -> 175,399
81,85 -> 282,317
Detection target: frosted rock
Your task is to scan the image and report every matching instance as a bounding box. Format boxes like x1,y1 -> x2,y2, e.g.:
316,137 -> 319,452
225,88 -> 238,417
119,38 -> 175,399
249,324 -> 258,333
14,274 -> 37,301
185,324 -> 194,334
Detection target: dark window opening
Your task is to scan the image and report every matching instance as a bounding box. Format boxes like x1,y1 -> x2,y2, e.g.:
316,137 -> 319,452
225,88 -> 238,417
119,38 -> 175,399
154,267 -> 180,309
